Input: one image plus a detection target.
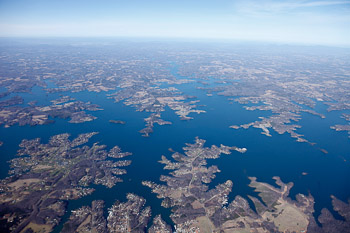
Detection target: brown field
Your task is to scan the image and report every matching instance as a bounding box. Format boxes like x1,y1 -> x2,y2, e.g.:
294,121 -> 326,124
20,222 -> 53,233
8,178 -> 41,189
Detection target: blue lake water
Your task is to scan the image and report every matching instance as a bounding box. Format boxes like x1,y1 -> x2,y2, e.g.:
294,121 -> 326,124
0,72 -> 350,231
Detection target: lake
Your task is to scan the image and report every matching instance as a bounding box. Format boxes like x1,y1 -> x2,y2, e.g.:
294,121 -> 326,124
0,63 -> 349,231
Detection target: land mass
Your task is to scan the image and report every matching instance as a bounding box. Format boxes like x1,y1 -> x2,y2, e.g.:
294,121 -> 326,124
331,113 -> 350,139
109,120 -> 126,125
143,138 -> 350,232
61,194 -> 171,233
0,132 -> 132,232
175,46 -> 349,143
0,96 -> 101,127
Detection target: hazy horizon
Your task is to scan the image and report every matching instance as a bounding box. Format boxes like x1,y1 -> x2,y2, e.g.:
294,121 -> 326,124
1,0 -> 350,47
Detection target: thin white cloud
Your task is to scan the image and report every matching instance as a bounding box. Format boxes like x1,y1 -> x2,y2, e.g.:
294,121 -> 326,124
299,1 -> 350,7
271,0 -> 350,10
235,0 -> 350,16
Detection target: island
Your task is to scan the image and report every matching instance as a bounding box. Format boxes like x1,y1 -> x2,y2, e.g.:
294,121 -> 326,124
0,43 -> 208,136
331,113 -> 350,139
2,42 -> 349,141
0,96 -> 101,127
108,86 -> 205,137
174,46 -> 349,143
1,42 -> 350,141
109,120 -> 126,125
0,132 -> 132,232
143,138 -> 350,232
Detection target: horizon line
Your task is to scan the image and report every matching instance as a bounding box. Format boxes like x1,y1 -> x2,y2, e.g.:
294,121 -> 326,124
1,36 -> 350,49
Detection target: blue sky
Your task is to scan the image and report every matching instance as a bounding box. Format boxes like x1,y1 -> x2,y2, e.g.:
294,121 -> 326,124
0,0 -> 349,46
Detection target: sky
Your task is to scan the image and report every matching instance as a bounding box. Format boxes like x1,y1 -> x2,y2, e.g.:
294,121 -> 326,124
0,0 -> 349,46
